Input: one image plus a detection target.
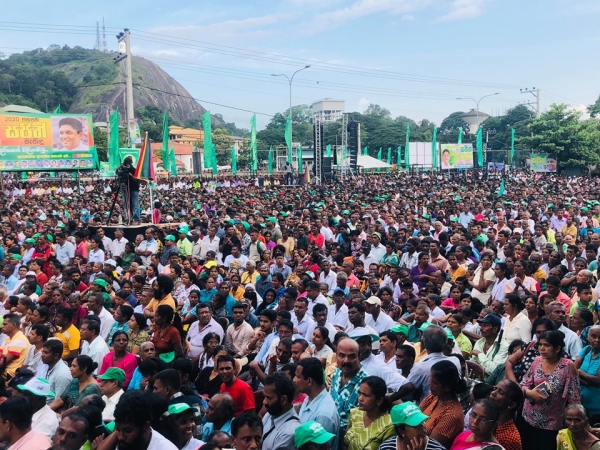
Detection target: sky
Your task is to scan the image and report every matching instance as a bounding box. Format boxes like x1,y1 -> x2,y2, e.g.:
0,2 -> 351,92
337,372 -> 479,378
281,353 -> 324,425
1,0 -> 599,130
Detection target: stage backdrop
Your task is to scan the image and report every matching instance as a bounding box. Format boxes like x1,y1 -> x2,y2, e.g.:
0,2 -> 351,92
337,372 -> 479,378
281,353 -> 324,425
0,112 -> 98,171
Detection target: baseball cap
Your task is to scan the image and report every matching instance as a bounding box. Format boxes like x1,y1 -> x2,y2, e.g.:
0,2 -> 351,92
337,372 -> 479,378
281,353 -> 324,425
446,328 -> 455,340
390,402 -> 429,427
97,368 -> 126,385
391,324 -> 409,336
17,377 -> 54,397
105,259 -> 117,267
166,403 -> 198,416
332,288 -> 346,296
204,261 -> 217,270
294,421 -> 335,448
165,235 -> 176,242
24,238 -> 36,244
10,254 -> 21,260
266,217 -> 276,224
418,321 -> 434,332
177,226 -> 189,234
349,285 -> 361,291
25,271 -> 36,277
364,296 -> 382,306
349,327 -> 380,342
477,314 -> 502,328
93,279 -> 108,291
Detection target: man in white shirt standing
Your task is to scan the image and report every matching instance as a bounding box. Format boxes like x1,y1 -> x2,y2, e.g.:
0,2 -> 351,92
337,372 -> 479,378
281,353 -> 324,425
136,228 -> 159,267
364,296 -> 395,333
328,288 -> 349,330
304,281 -> 329,319
319,260 -> 337,296
111,228 -> 129,258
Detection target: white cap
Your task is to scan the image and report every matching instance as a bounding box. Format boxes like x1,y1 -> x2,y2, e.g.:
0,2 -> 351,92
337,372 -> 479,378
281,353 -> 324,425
349,327 -> 380,342
25,271 -> 36,277
105,259 -> 117,267
17,377 -> 55,397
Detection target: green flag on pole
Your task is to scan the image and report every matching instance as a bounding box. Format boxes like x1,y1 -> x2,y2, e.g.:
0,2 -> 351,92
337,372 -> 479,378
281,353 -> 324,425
326,144 -> 332,158
285,116 -> 292,164
397,146 -> 401,167
231,146 -> 237,174
211,145 -> 218,175
202,111 -> 212,170
432,126 -> 438,170
386,147 -> 391,172
363,146 -> 368,156
298,144 -> 303,173
377,147 -> 382,172
476,128 -> 483,167
404,125 -> 411,170
268,146 -> 273,175
162,111 -> 169,171
169,147 -> 177,176
53,105 -> 61,114
498,178 -> 505,197
458,127 -> 463,144
510,128 -> 515,165
108,109 -> 119,171
250,114 -> 257,172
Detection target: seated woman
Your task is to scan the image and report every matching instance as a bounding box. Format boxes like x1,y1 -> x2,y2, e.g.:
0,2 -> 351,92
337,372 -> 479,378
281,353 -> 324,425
98,331 -> 138,389
50,355 -> 101,411
557,404 -> 600,450
450,399 -> 502,450
379,402 -> 446,450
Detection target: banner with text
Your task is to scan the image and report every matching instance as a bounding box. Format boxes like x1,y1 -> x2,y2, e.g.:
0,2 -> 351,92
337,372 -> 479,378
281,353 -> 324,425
440,144 -> 473,169
0,112 -> 97,171
530,153 -> 557,172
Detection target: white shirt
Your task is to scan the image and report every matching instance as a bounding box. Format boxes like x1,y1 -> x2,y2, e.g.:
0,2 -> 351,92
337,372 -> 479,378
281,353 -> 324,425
306,294 -> 329,319
137,239 -> 159,267
102,389 -> 124,422
320,270 -> 338,296
199,235 -> 220,260
91,308 -> 116,340
370,244 -> 386,263
503,311 -> 532,343
560,324 -> 583,360
365,312 -> 395,334
328,304 -> 349,330
111,237 -> 129,258
81,336 -> 109,373
32,404 -> 59,439
292,314 -> 315,338
375,352 -> 397,369
361,354 -> 408,390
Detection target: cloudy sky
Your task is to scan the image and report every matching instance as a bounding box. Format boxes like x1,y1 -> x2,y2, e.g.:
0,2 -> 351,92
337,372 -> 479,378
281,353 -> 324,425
1,0 -> 598,128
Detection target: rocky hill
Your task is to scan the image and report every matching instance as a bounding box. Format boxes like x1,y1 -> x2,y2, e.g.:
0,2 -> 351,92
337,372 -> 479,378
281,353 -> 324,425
0,45 -> 207,124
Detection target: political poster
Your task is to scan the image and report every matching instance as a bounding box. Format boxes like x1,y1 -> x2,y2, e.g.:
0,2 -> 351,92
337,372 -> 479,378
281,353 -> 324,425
0,112 -> 98,171
440,144 -> 473,170
118,148 -> 141,168
530,154 -> 557,172
488,162 -> 505,172
128,119 -> 142,144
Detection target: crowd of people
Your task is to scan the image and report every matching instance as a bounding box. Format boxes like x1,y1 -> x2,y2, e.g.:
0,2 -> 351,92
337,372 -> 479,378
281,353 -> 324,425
0,170 -> 598,450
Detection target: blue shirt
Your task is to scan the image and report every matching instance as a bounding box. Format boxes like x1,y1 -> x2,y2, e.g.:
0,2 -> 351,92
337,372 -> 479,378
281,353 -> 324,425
107,322 -> 130,346
128,368 -> 142,390
299,388 -> 340,450
579,346 -> 600,415
199,288 -> 218,304
330,367 -> 368,431
202,419 -> 232,441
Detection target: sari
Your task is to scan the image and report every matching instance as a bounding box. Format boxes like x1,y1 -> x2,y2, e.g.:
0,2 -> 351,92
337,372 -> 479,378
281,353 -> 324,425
556,429 -> 600,450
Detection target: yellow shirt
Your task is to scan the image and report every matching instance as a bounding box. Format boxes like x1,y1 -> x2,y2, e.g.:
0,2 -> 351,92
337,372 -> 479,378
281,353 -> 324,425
56,324 -> 81,358
146,293 -> 176,314
1,331 -> 30,378
240,270 -> 259,286
561,224 -> 578,240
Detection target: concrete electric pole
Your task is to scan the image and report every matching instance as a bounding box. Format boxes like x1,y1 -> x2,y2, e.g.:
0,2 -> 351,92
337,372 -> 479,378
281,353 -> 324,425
114,29 -> 134,125
520,87 -> 540,118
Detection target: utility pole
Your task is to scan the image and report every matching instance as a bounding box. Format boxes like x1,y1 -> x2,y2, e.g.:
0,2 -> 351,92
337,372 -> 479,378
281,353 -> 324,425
114,29 -> 134,125
520,87 -> 540,118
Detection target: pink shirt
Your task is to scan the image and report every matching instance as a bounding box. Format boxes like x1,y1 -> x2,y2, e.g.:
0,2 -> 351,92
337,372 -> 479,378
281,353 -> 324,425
99,352 -> 138,389
539,290 -> 572,310
9,430 -> 52,450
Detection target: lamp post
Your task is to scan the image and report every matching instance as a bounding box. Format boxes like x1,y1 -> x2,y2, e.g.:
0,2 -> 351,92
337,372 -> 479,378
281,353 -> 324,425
271,65 -> 311,163
456,92 -> 500,122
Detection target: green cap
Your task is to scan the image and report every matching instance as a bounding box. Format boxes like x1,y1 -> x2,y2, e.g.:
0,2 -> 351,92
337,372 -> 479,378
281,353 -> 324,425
97,368 -> 126,385
342,210 -> 350,215
281,212 -> 289,217
167,403 -> 198,416
93,279 -> 108,291
165,235 -> 176,242
159,351 -> 175,363
266,217 -> 276,224
24,238 -> 35,244
46,234 -> 54,242
418,321 -> 433,332
10,254 -> 21,260
422,214 -> 430,220
294,421 -> 335,448
17,377 -> 54,397
178,226 -> 189,234
33,233 -> 41,238
446,328 -> 455,340
450,217 -> 459,223
391,324 -> 409,336
453,196 -> 461,202
241,221 -> 250,231
390,402 -> 429,427
582,207 -> 589,212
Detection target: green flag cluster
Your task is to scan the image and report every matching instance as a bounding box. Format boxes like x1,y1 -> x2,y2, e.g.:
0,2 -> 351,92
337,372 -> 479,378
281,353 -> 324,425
202,111 -> 216,174
432,126 -> 438,170
268,146 -> 273,175
231,146 -> 237,175
169,147 -> 177,176
250,114 -> 257,172
476,128 -> 483,166
162,111 -> 169,172
108,109 -> 119,171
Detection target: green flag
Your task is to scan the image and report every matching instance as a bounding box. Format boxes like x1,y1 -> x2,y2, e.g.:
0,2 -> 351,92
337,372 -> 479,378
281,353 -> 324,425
476,128 -> 483,167
169,147 -> 177,176
298,144 -> 303,173
202,111 -> 212,169
377,147 -> 382,172
498,178 -> 505,197
162,111 -> 169,171
53,105 -> 61,114
211,145 -> 218,175
397,146 -> 401,167
363,146 -> 368,156
326,144 -> 332,158
458,127 -> 463,144
386,147 -> 391,173
285,116 -> 292,164
268,146 -> 273,175
510,128 -> 515,165
250,114 -> 257,172
231,145 -> 237,174
432,126 -> 438,170
108,109 -> 119,171
404,125 -> 410,170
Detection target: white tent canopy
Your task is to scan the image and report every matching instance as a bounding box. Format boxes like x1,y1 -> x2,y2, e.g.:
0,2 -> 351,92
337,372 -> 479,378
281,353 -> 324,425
357,154 -> 391,169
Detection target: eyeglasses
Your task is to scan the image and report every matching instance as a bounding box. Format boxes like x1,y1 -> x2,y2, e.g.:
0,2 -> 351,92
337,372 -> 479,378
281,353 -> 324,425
470,411 -> 495,424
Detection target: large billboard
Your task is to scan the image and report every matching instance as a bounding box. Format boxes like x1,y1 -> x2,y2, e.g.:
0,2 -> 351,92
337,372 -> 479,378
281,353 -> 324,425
440,144 -> 473,169
0,113 -> 98,171
530,153 -> 557,172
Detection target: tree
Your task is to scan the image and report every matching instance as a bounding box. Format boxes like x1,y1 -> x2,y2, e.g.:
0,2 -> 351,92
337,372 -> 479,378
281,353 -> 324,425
213,129 -> 235,166
438,111 -> 470,144
520,103 -> 600,169
589,95 -> 600,118
364,103 -> 391,120
93,127 -> 108,161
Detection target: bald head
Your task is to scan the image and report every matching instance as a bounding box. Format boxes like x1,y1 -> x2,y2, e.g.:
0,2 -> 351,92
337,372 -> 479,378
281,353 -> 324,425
336,338 -> 360,376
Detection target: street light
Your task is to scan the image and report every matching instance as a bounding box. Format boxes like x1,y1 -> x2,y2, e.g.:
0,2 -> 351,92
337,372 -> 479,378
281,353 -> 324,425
456,92 -> 501,120
271,65 -> 311,162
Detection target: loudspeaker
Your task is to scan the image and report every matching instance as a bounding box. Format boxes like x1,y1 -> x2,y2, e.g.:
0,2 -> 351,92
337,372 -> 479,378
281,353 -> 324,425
322,157 -> 332,181
347,121 -> 360,171
192,152 -> 202,175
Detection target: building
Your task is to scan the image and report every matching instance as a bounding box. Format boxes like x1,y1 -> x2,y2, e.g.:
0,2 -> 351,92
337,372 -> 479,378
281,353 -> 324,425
461,109 -> 491,134
168,126 -> 204,144
151,142 -> 200,173
311,98 -> 345,123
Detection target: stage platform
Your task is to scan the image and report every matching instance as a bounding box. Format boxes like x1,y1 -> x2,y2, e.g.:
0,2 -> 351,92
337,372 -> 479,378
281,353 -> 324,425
88,223 -> 178,242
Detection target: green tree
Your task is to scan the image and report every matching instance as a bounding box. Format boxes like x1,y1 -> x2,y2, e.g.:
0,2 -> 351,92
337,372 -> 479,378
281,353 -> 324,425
589,95 -> 600,118
364,103 -> 392,119
213,129 -> 235,166
520,103 -> 600,169
438,111 -> 470,144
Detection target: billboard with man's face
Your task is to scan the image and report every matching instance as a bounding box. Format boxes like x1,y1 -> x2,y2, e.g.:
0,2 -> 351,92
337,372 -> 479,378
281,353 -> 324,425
530,154 -> 557,172
0,112 -> 97,171
440,144 -> 473,169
